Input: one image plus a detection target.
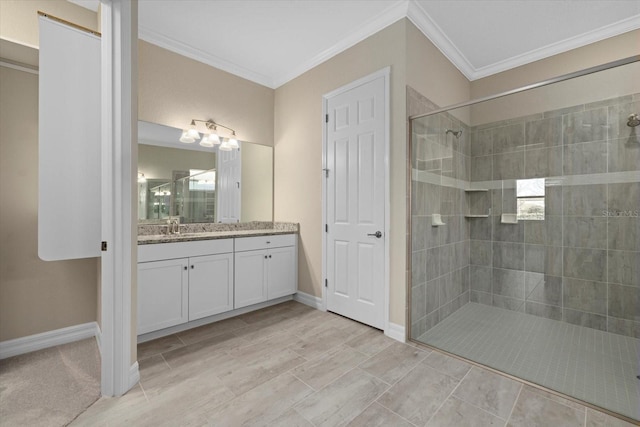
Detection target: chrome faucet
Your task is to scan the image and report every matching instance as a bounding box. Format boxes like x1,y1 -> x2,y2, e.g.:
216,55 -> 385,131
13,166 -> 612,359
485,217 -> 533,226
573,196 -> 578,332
166,218 -> 180,235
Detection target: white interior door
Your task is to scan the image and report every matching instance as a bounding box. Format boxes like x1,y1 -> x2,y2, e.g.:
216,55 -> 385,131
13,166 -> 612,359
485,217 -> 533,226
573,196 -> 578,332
325,73 -> 387,329
216,145 -> 241,223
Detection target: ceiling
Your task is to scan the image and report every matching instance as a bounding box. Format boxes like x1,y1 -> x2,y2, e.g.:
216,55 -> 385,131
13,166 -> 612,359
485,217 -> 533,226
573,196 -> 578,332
71,0 -> 640,89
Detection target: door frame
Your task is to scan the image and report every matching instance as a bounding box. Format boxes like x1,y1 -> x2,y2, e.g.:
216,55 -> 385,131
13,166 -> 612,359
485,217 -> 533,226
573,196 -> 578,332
100,0 -> 138,396
321,67 -> 391,333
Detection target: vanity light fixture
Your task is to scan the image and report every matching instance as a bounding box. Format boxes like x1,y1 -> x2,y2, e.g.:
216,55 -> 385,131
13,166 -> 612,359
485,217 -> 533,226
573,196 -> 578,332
137,172 -> 146,183
181,119 -> 236,149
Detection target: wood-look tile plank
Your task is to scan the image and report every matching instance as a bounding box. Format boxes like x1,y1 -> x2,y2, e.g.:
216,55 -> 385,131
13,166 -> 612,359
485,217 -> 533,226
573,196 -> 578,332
377,362 -> 459,426
291,345 -> 369,390
206,373 -> 313,426
359,342 -> 430,384
294,368 -> 389,427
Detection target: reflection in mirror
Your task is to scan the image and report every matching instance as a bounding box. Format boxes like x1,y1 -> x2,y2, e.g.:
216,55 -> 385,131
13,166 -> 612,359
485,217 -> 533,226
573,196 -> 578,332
137,121 -> 273,224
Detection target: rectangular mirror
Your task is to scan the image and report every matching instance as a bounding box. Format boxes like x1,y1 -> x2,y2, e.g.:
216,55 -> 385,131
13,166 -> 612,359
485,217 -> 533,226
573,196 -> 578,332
137,121 -> 273,224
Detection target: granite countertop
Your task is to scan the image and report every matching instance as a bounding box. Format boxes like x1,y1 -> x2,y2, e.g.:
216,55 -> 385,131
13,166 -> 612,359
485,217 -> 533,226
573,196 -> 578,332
137,222 -> 299,245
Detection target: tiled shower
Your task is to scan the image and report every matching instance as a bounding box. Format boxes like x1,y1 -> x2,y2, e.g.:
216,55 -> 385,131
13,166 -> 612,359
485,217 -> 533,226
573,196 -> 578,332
408,59 -> 640,422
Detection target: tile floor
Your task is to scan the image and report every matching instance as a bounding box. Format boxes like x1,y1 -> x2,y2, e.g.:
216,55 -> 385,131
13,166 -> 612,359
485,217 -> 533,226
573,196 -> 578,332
73,301 -> 635,426
419,303 -> 640,422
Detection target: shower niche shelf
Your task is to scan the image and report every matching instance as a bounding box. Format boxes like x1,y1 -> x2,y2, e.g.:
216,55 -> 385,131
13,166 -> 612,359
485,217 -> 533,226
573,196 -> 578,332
465,188 -> 490,218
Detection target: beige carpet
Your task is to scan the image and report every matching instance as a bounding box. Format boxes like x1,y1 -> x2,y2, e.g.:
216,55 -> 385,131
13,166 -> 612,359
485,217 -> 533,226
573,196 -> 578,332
0,338 -> 100,427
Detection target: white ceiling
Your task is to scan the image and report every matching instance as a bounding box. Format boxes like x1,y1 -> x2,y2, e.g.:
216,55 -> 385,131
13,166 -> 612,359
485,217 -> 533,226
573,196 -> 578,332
72,0 -> 640,88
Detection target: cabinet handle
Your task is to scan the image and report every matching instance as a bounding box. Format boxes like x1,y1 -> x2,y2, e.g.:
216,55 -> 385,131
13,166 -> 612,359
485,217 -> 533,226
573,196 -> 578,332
266,241 -> 271,244
264,255 -> 268,259
269,255 -> 272,258
191,265 -> 194,269
183,266 -> 187,270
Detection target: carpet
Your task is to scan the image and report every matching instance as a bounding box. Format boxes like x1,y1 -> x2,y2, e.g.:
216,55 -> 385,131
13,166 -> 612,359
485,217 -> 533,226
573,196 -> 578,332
0,338 -> 100,427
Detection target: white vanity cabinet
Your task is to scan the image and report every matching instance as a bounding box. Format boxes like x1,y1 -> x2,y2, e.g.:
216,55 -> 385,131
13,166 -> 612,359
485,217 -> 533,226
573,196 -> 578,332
234,234 -> 297,309
137,239 -> 234,335
137,258 -> 189,334
188,253 -> 234,321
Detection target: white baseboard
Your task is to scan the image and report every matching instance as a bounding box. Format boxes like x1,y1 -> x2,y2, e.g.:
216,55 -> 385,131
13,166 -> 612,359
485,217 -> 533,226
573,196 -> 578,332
128,361 -> 140,389
293,291 -> 324,310
385,322 -> 406,343
0,321 -> 98,360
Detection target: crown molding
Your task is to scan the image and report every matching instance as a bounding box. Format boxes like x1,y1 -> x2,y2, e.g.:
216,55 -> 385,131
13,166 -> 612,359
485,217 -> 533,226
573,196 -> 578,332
408,2 -> 640,81
138,1 -> 640,88
469,14 -> 640,80
138,25 -> 276,88
271,0 -> 409,88
406,1 -> 476,80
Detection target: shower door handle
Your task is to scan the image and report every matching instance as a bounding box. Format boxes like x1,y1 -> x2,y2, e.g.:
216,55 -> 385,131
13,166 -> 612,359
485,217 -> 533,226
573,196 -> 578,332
367,231 -> 382,238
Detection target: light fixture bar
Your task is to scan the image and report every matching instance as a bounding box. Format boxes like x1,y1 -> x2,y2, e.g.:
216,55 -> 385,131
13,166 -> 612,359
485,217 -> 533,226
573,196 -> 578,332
191,119 -> 236,136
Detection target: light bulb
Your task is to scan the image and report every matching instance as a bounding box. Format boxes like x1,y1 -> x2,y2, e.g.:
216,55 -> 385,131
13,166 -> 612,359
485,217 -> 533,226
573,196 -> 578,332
227,136 -> 239,150
200,135 -> 214,147
179,130 -> 195,143
219,139 -> 232,151
209,132 -> 221,145
187,120 -> 201,140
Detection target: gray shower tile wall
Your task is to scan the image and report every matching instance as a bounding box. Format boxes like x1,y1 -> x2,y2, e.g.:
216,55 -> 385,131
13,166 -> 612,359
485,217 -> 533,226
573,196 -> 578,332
467,93 -> 640,338
408,87 -> 471,339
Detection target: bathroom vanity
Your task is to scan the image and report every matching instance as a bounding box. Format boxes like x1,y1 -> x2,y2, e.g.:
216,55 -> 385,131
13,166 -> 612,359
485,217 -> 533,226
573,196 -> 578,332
137,223 -> 298,340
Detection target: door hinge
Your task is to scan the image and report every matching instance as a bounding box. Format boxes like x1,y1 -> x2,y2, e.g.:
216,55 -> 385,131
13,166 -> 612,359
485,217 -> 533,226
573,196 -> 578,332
325,224 -> 328,233
236,182 -> 240,189
325,278 -> 328,288
325,114 -> 329,123
323,168 -> 329,178
101,241 -> 107,251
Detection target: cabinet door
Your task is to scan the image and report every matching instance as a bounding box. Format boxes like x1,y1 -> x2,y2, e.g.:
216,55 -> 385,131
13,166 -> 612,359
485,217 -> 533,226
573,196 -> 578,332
267,245 -> 297,299
189,253 -> 234,321
234,249 -> 267,309
138,259 -> 189,335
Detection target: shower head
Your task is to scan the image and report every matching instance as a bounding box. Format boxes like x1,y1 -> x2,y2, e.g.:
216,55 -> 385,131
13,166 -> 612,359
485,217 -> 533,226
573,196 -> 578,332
445,129 -> 463,138
628,113 -> 640,128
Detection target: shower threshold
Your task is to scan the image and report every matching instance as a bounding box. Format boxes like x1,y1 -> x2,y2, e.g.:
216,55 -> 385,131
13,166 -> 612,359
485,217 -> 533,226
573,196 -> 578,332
414,302 -> 640,422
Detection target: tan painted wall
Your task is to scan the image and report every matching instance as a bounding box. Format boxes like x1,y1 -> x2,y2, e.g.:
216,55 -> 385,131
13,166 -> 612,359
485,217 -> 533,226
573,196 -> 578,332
0,2 -> 99,342
0,0 -> 98,49
138,41 -> 274,147
406,22 -> 471,116
471,30 -> 640,99
0,65 -> 98,341
241,143 -> 274,222
274,19 -> 408,325
274,19 -> 474,327
138,144 -> 216,181
469,30 -> 640,126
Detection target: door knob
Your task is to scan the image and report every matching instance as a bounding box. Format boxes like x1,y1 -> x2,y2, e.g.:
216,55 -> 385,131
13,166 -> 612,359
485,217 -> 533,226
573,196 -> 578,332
367,231 -> 382,238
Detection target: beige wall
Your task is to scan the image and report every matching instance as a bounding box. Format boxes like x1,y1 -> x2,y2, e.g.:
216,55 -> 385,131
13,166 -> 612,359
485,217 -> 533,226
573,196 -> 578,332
0,2 -> 99,342
138,144 -> 216,181
471,30 -> 640,99
274,19 -> 407,325
470,30 -> 640,126
274,19 -> 470,327
138,41 -> 274,147
241,143 -> 274,222
0,65 -> 98,341
0,0 -> 98,49
406,22 -> 471,114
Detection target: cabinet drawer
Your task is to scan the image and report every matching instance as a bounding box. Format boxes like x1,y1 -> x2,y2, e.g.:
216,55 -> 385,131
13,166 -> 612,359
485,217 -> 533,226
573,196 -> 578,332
138,238 -> 233,262
234,234 -> 296,252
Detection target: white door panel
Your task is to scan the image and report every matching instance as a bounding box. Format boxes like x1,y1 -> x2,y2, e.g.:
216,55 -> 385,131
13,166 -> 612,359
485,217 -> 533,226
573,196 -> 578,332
217,146 -> 241,223
325,74 -> 386,329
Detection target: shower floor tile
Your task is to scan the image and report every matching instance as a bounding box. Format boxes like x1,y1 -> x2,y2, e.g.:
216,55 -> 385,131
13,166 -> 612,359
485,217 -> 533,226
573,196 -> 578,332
417,302 -> 640,421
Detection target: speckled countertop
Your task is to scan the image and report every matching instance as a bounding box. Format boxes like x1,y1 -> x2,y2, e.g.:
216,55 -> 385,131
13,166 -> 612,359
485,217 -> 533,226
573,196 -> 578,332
137,221 -> 299,245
